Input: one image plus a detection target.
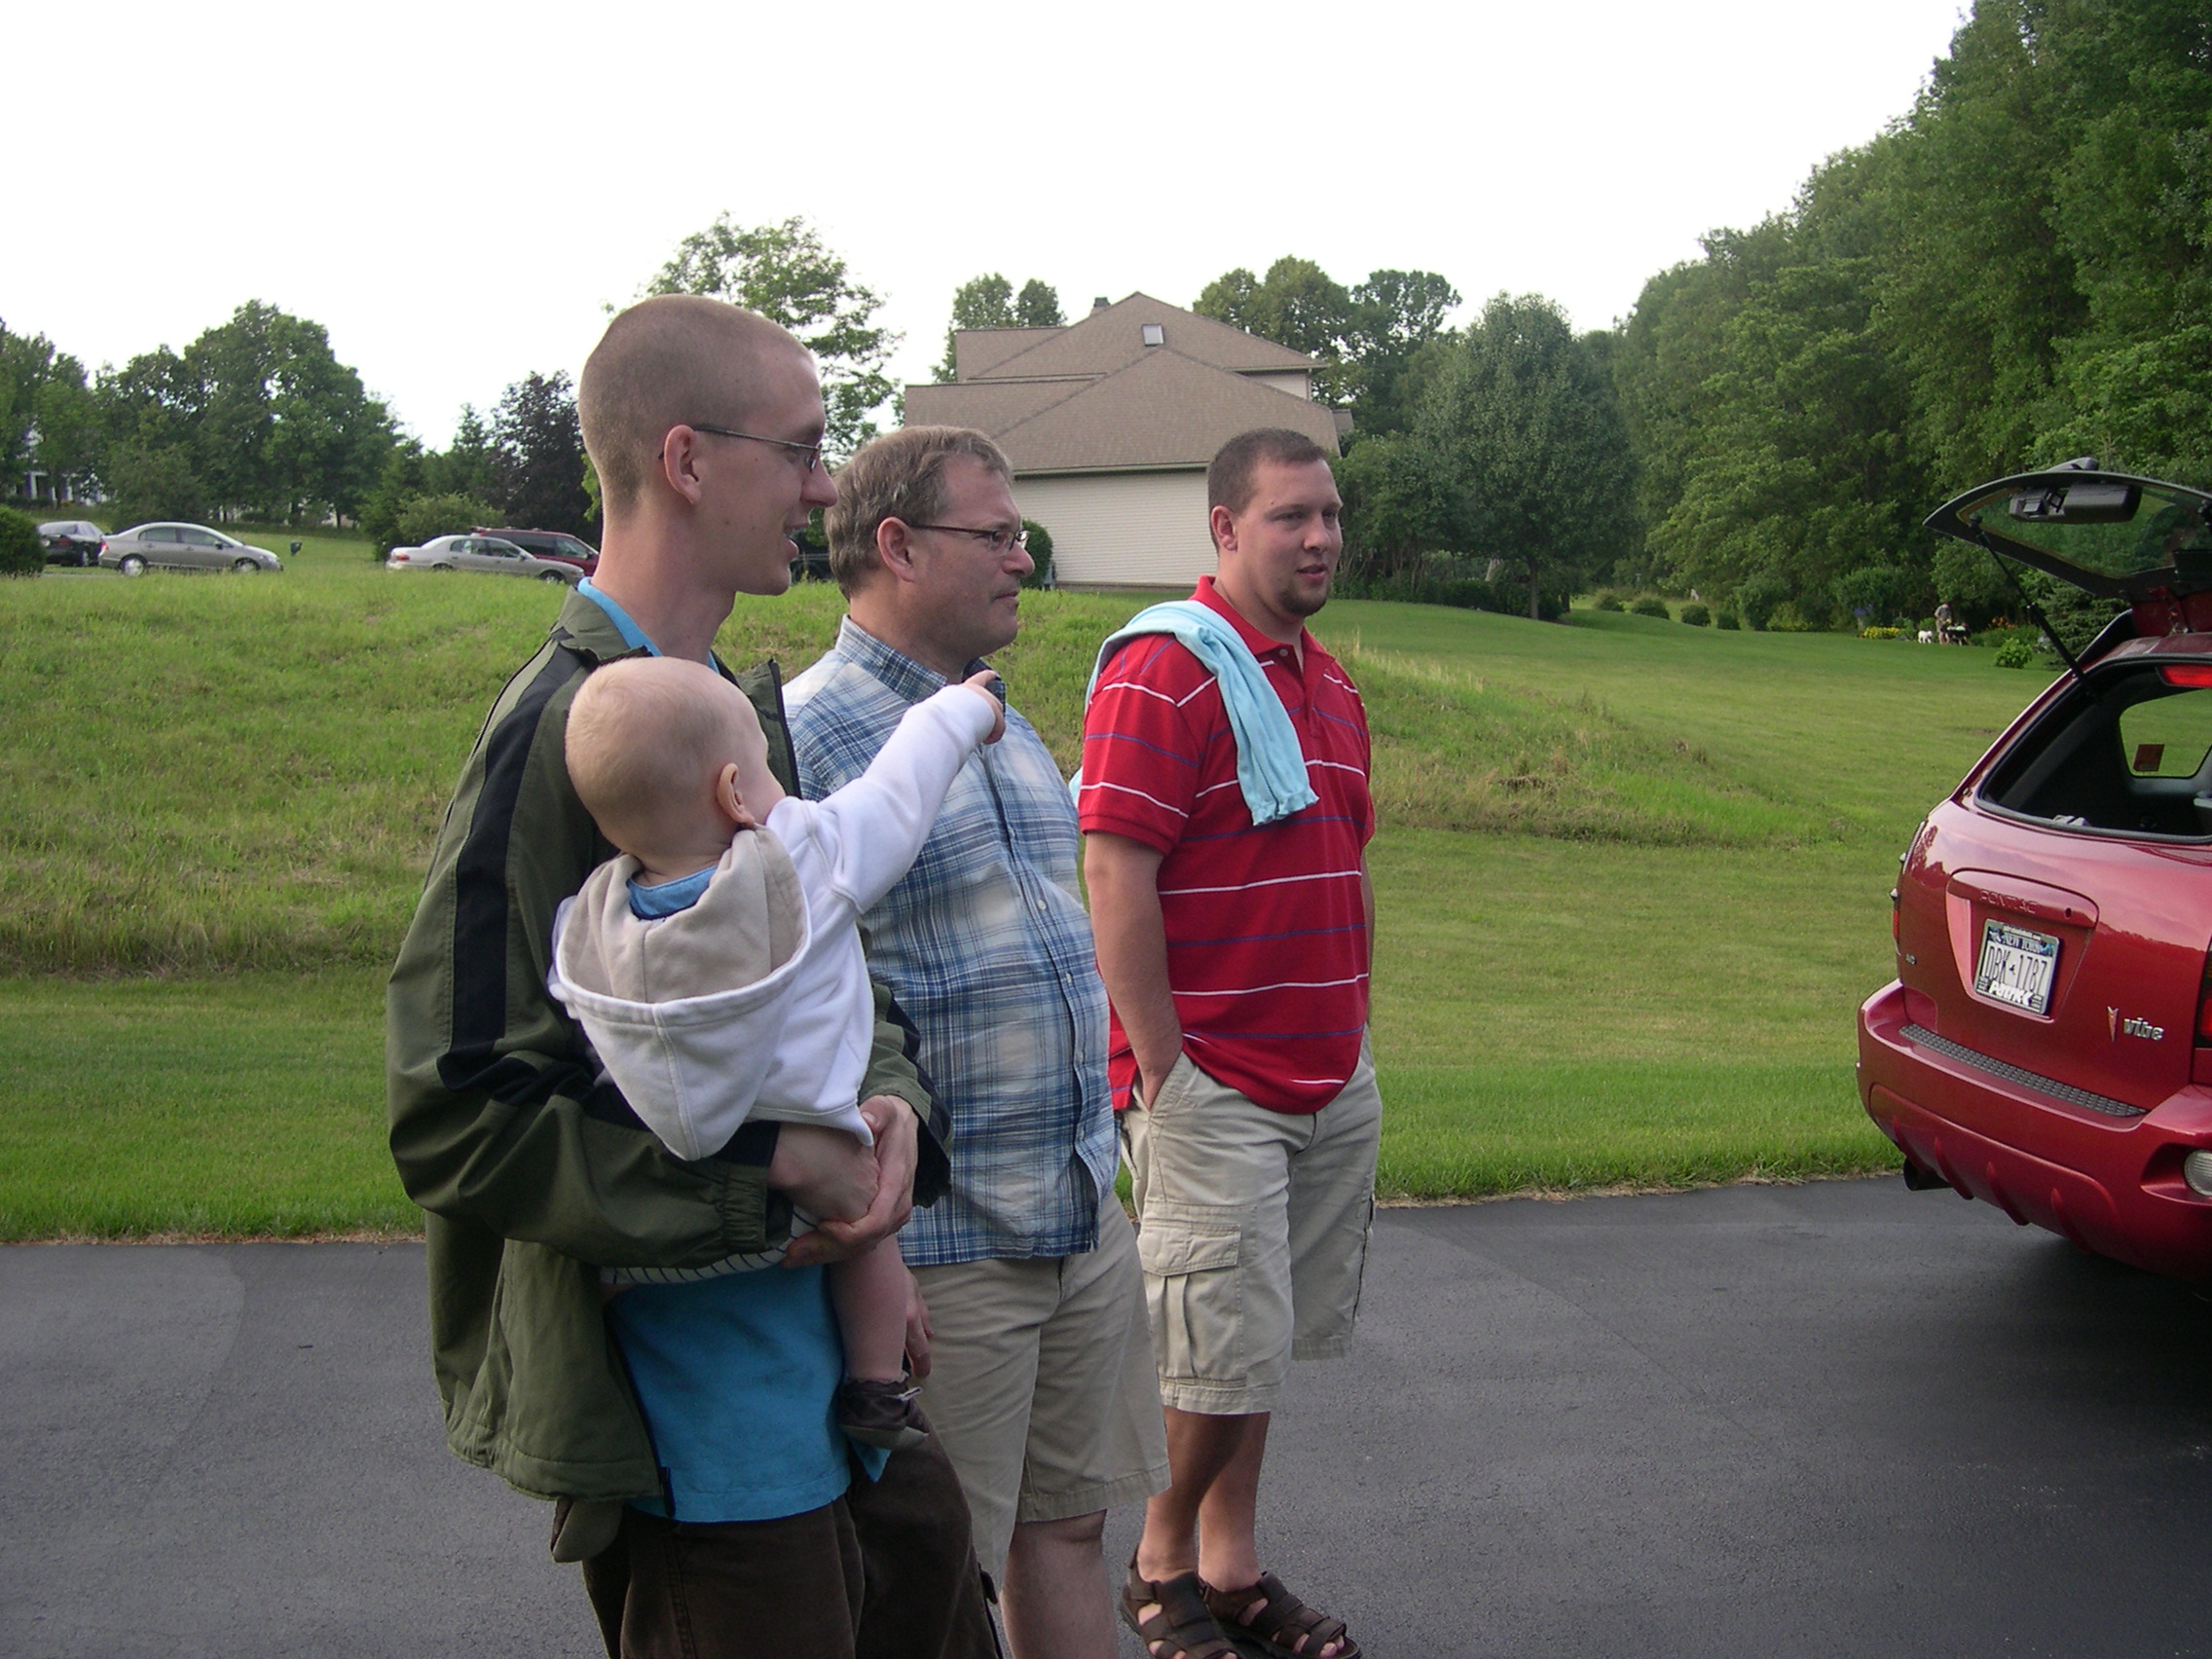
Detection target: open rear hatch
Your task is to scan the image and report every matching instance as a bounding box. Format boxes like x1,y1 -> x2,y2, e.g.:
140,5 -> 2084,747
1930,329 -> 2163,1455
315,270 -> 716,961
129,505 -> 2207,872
1927,461 -> 2212,649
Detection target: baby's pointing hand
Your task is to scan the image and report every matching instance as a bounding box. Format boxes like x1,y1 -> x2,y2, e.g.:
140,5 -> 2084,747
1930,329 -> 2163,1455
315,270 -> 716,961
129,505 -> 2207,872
962,671 -> 1007,745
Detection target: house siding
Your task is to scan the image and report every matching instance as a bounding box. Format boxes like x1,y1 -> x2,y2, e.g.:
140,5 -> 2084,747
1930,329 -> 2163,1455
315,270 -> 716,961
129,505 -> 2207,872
1015,470 -> 1213,590
1241,371 -> 1310,399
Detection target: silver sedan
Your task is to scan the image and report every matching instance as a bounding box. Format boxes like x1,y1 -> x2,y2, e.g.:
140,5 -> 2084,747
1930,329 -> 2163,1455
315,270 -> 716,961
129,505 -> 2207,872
101,523 -> 284,575
387,535 -> 582,583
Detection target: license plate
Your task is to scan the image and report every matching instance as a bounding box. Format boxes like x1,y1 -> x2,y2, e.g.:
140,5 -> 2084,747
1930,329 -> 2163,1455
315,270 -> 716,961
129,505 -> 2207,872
1974,920 -> 2060,1014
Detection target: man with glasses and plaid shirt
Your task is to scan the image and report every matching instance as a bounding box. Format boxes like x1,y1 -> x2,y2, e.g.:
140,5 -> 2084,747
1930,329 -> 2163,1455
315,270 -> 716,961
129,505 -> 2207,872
786,426 -> 1168,1659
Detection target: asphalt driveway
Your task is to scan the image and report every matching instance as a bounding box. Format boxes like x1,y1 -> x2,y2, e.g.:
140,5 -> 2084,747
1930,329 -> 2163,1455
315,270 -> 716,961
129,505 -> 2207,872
5,1178 -> 2208,1658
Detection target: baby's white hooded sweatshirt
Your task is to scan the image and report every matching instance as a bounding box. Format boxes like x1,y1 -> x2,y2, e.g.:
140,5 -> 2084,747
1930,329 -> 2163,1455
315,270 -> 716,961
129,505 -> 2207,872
548,682 -> 998,1163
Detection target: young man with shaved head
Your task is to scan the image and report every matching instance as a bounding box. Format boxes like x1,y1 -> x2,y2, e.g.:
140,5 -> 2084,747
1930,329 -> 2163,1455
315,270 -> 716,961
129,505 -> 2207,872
1082,428 -> 1379,1659
387,294 -> 996,1659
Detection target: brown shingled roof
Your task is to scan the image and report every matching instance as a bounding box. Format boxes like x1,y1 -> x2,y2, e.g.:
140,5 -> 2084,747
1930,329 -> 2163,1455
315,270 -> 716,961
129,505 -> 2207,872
924,348 -> 1340,473
903,377 -> 1088,434
952,328 -> 1062,380
972,292 -> 1314,381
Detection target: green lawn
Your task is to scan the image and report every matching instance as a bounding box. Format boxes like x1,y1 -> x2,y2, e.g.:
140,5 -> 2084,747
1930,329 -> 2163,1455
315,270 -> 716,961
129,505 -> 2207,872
0,566 -> 2062,1235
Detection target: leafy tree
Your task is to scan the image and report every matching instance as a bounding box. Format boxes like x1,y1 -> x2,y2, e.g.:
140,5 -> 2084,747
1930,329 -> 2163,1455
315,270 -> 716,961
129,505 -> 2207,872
1341,270 -> 1462,437
1334,431 -> 1454,588
1647,251 -> 1921,626
0,323 -> 101,500
646,214 -> 899,456
1015,279 -> 1064,328
361,420 -> 503,556
1196,257 -> 1353,361
488,371 -> 592,535
0,322 -> 48,484
1415,294 -> 1640,619
106,443 -> 207,527
32,361 -> 101,498
94,302 -> 393,523
934,274 -> 1065,380
1197,259 -> 1461,428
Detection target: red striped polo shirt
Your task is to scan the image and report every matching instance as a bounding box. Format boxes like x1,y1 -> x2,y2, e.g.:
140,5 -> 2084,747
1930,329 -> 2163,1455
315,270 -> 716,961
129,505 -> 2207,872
1079,576 -> 1374,1115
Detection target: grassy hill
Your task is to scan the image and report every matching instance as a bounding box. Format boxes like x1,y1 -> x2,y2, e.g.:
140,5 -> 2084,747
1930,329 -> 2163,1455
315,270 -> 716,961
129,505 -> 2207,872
0,562 -> 2060,1234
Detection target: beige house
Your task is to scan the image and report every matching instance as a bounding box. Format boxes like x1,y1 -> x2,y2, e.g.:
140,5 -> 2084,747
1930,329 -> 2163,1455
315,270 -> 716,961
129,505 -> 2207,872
903,293 -> 1346,589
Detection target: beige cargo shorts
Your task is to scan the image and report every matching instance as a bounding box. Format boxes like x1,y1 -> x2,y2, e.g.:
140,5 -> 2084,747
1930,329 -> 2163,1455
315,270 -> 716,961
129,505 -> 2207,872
1120,1044 -> 1382,1416
909,1196 -> 1169,1578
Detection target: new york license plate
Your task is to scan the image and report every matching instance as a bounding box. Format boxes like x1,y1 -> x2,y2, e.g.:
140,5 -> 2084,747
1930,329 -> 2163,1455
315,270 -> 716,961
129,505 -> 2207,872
1973,920 -> 2060,1014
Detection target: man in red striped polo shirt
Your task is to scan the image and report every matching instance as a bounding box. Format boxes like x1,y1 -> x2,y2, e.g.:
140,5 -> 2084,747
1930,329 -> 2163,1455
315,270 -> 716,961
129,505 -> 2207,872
1083,427 -> 1378,1659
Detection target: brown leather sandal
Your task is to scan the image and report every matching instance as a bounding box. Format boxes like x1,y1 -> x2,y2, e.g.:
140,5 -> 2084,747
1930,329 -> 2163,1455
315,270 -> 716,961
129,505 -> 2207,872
1122,1553 -> 1241,1659
1200,1571 -> 1363,1659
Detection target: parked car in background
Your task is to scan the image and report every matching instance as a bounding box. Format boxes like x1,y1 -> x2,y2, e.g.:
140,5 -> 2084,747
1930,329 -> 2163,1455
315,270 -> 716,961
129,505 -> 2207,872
477,528 -> 598,575
387,535 -> 581,583
38,520 -> 106,567
100,523 -> 283,575
1860,461 -> 2212,1279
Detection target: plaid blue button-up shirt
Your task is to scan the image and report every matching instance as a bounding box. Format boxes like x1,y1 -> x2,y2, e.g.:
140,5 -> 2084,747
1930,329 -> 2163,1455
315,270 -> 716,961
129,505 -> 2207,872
785,618 -> 1117,1266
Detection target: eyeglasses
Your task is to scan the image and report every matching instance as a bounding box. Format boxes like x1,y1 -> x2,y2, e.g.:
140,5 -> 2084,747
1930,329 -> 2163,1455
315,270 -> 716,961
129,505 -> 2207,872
682,423 -> 828,474
906,523 -> 1030,556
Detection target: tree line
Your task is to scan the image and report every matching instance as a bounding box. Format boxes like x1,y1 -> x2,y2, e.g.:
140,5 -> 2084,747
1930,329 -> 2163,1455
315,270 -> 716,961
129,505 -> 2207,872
1058,0 -> 2206,629
0,217 -> 902,553
0,301 -> 597,544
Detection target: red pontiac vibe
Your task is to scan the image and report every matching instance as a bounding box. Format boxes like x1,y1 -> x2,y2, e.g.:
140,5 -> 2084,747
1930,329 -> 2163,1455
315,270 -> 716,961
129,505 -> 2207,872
1860,462 -> 2212,1278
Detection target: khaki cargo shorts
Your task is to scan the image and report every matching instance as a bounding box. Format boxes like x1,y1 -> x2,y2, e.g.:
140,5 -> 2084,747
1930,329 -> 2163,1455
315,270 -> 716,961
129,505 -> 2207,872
1120,1044 -> 1382,1417
909,1194 -> 1169,1578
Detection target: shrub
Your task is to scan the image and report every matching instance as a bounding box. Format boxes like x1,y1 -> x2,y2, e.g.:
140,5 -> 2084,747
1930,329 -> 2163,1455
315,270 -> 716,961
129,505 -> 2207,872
1679,603 -> 1711,627
1764,603 -> 1816,632
1736,575 -> 1787,631
1594,592 -> 1625,612
1992,636 -> 2038,669
1020,519 -> 1054,589
1714,608 -> 1740,630
1630,596 -> 1671,619
1860,626 -> 1903,641
0,508 -> 42,578
393,494 -> 498,552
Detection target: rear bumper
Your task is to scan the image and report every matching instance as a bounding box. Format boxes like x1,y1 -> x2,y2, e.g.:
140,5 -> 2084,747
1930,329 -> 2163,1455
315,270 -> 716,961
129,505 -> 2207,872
1859,979 -> 2212,1278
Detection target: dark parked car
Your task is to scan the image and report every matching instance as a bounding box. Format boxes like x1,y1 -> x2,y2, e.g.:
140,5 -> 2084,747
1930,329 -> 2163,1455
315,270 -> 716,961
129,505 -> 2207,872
477,528 -> 598,576
1859,461 -> 2212,1278
38,520 -> 105,567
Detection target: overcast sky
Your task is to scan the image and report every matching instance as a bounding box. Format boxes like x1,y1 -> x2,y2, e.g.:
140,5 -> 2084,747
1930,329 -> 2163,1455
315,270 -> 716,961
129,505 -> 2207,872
13,0 -> 1967,446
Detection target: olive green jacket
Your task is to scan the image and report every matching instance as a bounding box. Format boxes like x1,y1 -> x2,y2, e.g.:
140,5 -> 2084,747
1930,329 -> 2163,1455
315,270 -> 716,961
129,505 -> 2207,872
387,591 -> 948,1502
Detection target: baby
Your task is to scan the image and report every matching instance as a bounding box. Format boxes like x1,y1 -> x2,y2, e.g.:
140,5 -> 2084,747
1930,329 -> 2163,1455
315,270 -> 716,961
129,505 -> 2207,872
548,653 -> 1003,1450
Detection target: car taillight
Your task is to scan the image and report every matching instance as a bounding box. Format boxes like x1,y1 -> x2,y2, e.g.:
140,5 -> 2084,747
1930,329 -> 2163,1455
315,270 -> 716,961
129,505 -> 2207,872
2161,664 -> 2212,687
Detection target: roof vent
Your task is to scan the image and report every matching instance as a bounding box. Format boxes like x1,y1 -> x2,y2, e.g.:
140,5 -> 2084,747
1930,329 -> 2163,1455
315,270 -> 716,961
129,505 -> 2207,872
1141,323 -> 1164,347
1092,296 -> 1111,311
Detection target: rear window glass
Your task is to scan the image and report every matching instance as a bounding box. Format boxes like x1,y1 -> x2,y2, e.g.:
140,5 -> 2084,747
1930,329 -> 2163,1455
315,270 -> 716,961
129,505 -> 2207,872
1980,662 -> 2212,838
2120,690 -> 2212,778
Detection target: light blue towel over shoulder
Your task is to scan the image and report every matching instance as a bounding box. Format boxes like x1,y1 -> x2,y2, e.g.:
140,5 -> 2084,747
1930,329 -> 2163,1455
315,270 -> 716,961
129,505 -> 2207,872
1070,600 -> 1317,827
